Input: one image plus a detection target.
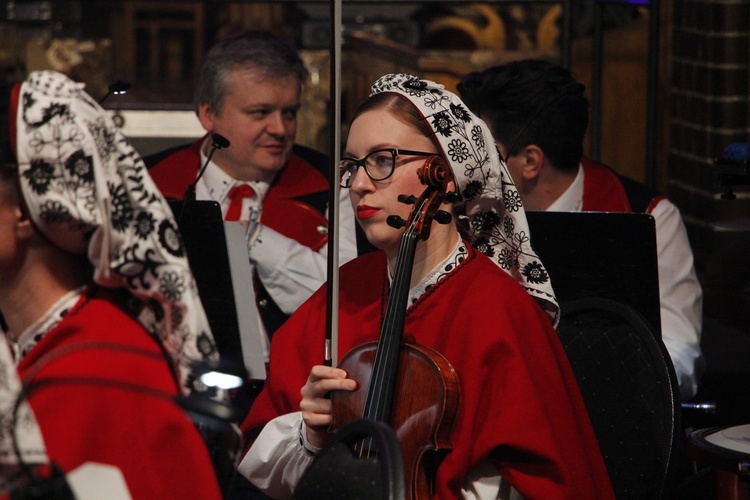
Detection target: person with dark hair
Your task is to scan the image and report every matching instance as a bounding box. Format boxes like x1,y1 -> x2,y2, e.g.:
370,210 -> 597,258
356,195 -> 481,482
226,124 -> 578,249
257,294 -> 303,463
0,71 -> 221,497
237,74 -> 614,499
148,30 -> 359,381
458,59 -> 704,400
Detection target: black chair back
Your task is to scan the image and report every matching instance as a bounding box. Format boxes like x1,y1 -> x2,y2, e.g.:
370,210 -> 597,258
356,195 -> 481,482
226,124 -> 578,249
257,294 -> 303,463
557,297 -> 681,499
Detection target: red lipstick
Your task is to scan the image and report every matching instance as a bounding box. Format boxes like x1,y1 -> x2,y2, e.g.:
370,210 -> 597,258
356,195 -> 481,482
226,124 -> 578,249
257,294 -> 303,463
356,205 -> 380,220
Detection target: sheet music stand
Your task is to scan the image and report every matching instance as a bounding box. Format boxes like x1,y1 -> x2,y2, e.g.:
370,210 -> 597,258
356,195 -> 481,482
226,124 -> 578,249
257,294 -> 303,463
526,211 -> 662,334
168,200 -> 266,380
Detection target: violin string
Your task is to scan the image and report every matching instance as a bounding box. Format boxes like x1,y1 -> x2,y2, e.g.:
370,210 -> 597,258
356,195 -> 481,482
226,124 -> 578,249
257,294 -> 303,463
364,225 -> 417,459
368,222 -> 417,424
363,192 -> 428,458
370,226 -> 408,421
375,194 -> 425,419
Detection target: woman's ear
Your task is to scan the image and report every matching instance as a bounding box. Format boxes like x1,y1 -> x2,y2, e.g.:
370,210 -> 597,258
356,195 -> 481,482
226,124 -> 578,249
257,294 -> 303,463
15,205 -> 35,240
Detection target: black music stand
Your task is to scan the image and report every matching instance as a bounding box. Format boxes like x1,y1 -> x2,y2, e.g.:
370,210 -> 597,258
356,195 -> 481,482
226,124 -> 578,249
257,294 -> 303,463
526,211 -> 661,334
168,200 -> 266,380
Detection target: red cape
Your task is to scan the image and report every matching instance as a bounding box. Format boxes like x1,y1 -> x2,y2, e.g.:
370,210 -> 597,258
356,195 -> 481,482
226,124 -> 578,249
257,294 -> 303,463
243,247 -> 614,499
17,288 -> 221,499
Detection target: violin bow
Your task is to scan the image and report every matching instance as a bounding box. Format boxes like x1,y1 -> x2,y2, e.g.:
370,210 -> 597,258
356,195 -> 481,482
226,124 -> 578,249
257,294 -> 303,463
324,0 -> 343,368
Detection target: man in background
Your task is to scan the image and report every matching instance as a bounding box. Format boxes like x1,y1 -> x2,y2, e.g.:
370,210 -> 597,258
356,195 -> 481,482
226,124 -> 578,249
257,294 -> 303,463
148,30 -> 359,412
459,59 -> 704,401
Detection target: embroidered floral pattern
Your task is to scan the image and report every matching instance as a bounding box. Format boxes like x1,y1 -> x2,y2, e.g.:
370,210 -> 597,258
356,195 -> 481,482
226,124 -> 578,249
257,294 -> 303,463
197,332 -> 217,358
450,103 -> 472,123
523,261 -> 549,284
370,73 -> 559,324
134,211 -> 156,239
160,271 -> 186,301
39,200 -> 72,224
473,237 -> 495,258
23,159 -> 55,194
410,241 -> 468,305
14,70 -> 218,397
503,217 -> 515,237
462,180 -> 483,200
471,125 -> 485,149
64,149 -> 94,182
87,116 -> 118,164
448,139 -> 470,162
158,219 -> 185,257
504,190 -> 523,213
109,182 -> 133,231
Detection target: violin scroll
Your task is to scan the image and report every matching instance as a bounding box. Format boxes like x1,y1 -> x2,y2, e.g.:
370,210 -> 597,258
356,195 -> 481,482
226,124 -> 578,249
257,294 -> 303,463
404,156 -> 457,240
417,156 -> 450,189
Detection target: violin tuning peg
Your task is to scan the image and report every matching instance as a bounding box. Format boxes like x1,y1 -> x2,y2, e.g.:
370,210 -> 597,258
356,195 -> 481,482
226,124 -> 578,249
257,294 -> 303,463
434,210 -> 452,225
443,191 -> 461,204
397,194 -> 417,205
387,215 -> 407,228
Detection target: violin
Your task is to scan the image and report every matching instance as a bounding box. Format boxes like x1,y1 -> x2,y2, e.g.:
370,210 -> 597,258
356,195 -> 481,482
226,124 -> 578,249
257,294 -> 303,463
330,156 -> 461,500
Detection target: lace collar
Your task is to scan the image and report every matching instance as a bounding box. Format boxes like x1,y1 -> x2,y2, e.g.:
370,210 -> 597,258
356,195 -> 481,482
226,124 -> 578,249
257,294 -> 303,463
12,286 -> 86,361
386,236 -> 468,307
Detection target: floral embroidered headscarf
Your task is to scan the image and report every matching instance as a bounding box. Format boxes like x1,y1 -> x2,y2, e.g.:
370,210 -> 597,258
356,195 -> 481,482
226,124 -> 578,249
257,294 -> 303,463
0,70 -> 220,484
14,71 -> 219,383
371,74 -> 559,324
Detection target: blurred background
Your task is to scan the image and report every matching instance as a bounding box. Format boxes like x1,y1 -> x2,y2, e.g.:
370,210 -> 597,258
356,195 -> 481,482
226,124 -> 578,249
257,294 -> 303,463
1,0 -> 747,426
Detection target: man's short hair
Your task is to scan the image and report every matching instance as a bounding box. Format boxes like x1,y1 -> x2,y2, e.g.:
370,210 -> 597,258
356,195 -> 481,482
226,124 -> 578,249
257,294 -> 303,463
195,30 -> 308,115
458,59 -> 588,171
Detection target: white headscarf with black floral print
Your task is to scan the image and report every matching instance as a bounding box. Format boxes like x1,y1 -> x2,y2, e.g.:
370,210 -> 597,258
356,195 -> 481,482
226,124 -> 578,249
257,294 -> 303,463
0,70 -> 220,485
14,71 -> 219,383
371,74 -> 559,324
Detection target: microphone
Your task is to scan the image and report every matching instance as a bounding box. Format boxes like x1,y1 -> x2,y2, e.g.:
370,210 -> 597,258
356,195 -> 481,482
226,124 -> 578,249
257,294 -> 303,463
183,133 -> 230,202
178,133 -> 230,223
98,80 -> 131,105
209,133 -> 231,150
501,82 -> 585,165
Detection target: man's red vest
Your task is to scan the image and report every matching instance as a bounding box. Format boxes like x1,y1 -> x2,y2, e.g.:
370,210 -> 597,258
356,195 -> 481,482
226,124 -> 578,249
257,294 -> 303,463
148,138 -> 330,251
580,156 -> 664,214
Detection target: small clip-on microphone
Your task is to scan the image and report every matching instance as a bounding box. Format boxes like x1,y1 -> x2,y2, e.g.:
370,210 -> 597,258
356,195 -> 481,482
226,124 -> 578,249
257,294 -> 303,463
178,133 -> 230,223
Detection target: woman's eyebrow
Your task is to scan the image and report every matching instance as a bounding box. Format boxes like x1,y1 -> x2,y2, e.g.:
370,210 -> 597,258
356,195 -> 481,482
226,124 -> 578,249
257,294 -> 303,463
342,144 -> 395,158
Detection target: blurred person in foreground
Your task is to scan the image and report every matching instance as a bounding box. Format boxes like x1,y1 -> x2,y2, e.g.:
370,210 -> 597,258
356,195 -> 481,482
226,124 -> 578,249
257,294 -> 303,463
0,71 -> 222,497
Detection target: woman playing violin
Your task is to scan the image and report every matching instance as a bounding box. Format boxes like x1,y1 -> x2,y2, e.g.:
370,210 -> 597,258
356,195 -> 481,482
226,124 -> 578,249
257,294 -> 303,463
238,74 -> 614,499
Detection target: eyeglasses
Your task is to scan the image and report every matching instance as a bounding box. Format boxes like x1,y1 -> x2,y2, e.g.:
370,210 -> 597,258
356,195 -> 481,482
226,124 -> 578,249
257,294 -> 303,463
339,148 -> 439,188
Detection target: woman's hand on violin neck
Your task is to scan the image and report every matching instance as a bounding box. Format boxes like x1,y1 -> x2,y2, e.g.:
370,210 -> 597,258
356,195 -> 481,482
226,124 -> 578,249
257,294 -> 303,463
300,365 -> 357,448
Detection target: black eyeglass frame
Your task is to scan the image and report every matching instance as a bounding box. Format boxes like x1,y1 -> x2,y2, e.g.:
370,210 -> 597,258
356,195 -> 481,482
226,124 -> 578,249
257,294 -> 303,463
339,148 -> 439,188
